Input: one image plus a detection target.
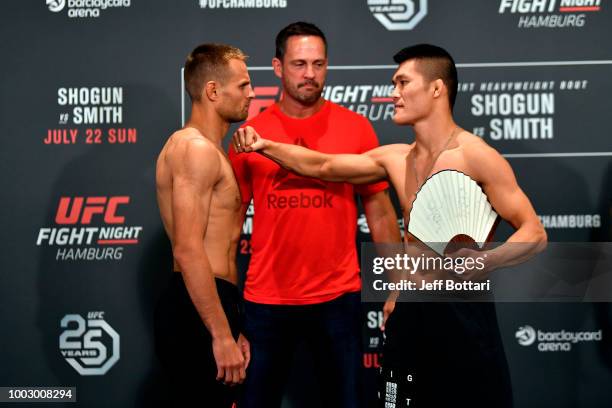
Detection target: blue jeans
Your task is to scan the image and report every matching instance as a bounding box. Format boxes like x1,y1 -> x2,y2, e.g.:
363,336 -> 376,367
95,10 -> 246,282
241,292 -> 363,408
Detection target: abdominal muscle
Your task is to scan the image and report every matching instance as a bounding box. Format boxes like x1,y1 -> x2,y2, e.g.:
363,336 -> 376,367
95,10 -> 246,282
158,192 -> 239,285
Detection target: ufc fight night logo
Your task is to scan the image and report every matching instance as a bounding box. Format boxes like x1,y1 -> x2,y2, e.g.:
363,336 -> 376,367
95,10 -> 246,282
36,196 -> 143,261
54,197 -> 129,225
367,0 -> 428,31
60,312 -> 120,375
497,0 -> 602,28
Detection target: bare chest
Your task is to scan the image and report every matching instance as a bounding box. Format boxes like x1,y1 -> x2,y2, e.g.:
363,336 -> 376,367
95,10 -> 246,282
210,154 -> 241,216
387,150 -> 472,224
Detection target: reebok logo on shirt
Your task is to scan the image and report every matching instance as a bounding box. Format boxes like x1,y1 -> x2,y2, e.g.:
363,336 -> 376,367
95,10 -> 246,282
267,191 -> 334,209
266,134 -> 333,209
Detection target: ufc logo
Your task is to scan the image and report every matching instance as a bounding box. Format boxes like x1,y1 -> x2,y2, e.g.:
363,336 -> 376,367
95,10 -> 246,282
247,87 -> 279,120
55,196 -> 130,225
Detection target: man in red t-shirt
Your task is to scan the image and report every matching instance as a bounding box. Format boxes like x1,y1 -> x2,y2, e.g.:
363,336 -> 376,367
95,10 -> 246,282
229,22 -> 401,407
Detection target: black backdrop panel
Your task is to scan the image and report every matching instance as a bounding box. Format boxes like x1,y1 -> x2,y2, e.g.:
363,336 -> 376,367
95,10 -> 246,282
1,1 -> 611,407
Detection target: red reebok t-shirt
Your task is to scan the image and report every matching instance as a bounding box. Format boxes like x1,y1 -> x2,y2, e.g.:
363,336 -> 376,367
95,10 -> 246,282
230,100 -> 388,304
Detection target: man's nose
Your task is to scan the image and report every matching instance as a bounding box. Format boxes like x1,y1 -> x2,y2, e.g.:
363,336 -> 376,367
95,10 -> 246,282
304,64 -> 315,79
390,85 -> 400,99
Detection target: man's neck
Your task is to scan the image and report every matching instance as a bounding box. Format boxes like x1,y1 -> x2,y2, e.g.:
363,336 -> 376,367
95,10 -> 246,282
412,113 -> 457,155
277,93 -> 325,119
186,104 -> 228,146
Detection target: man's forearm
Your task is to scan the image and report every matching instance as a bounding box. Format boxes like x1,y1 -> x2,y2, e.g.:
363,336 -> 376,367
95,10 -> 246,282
235,127 -> 386,184
363,192 -> 401,244
488,222 -> 547,270
259,140 -> 331,179
363,191 -> 402,285
175,249 -> 233,339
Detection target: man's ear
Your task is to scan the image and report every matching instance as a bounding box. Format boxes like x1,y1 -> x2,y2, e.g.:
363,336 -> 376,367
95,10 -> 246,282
272,57 -> 283,79
204,81 -> 218,101
433,78 -> 445,98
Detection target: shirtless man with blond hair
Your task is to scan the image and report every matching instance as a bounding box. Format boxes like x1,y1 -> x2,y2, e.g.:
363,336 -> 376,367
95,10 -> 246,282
154,43 -> 254,407
234,44 -> 547,407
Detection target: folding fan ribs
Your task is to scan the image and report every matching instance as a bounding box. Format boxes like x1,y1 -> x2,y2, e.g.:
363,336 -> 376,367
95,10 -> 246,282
408,170 -> 500,256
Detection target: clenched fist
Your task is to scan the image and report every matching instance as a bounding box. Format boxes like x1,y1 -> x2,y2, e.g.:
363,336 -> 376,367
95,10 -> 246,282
233,126 -> 268,153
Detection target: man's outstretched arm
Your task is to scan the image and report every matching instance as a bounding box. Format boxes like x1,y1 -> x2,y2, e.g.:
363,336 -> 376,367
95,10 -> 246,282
233,126 -> 388,184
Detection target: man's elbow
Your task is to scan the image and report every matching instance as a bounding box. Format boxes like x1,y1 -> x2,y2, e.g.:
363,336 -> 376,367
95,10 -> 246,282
319,158 -> 352,182
318,161 -> 336,181
172,243 -> 202,268
533,223 -> 548,253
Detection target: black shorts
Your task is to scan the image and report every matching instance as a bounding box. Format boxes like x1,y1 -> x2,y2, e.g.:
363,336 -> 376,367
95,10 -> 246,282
380,302 -> 513,408
154,273 -> 242,407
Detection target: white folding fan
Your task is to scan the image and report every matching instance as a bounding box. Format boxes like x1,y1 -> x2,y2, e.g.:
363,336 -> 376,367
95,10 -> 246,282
407,170 -> 499,256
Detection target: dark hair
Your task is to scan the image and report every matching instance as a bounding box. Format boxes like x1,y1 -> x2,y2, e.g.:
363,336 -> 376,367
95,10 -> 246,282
275,21 -> 327,60
393,44 -> 458,109
184,43 -> 247,102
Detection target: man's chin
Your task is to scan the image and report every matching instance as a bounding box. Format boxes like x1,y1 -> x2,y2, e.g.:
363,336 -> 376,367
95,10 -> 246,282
392,115 -> 412,126
228,112 -> 249,123
297,93 -> 322,106
290,88 -> 321,104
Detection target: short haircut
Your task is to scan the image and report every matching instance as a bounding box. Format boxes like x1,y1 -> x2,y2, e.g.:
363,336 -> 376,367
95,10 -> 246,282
184,43 -> 247,102
275,21 -> 327,60
393,44 -> 458,109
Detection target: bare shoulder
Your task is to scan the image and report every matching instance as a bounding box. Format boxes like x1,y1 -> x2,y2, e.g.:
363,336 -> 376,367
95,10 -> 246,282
163,128 -> 221,176
457,130 -> 512,180
456,130 -> 487,149
458,131 -> 502,160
